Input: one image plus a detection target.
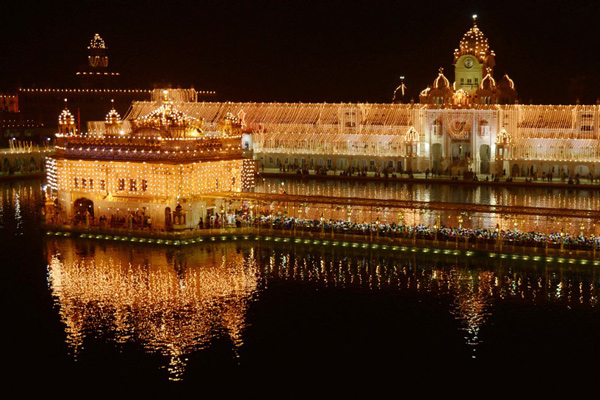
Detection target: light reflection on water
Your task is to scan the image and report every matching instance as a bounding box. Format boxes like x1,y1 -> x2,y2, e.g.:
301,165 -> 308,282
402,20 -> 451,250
256,177 -> 600,210
45,238 -> 599,379
46,239 -> 260,381
0,179 -> 44,234
256,177 -> 600,234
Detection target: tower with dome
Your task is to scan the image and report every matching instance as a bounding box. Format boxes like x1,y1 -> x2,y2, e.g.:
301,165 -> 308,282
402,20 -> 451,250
76,33 -> 121,88
420,16 -> 517,106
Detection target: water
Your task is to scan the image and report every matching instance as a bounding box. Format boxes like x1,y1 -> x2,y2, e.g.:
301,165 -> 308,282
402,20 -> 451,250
257,177 -> 600,235
3,178 -> 600,392
256,177 -> 600,210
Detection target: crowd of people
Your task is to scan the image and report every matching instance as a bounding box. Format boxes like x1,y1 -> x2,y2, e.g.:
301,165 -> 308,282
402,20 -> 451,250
205,213 -> 597,251
57,204 -> 600,252
246,215 -> 597,250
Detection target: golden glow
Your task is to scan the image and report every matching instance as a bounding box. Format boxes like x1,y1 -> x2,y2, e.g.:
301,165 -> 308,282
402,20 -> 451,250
47,240 -> 259,380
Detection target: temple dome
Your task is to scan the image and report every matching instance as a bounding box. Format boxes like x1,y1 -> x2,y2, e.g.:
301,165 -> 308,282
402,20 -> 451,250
433,68 -> 450,89
498,74 -> 515,90
105,100 -> 121,125
460,24 -> 489,56
454,17 -> 495,65
134,93 -> 201,138
480,71 -> 496,91
88,33 -> 106,50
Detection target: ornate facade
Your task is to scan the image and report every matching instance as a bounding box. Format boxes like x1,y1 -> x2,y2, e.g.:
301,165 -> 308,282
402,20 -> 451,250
63,18 -> 600,187
122,17 -> 589,179
47,90 -> 255,230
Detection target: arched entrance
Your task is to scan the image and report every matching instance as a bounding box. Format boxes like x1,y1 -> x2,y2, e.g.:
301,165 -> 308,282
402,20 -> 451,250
431,143 -> 442,171
74,198 -> 94,221
479,144 -> 490,174
451,142 -> 471,160
511,164 -> 520,177
165,207 -> 172,229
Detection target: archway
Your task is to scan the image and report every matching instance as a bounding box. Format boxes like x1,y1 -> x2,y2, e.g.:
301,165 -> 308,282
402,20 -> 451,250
479,144 -> 490,174
511,164 -> 520,177
165,207 -> 172,229
575,165 -> 589,177
74,198 -> 94,219
2,158 -> 10,173
431,143 -> 442,171
450,142 -> 471,160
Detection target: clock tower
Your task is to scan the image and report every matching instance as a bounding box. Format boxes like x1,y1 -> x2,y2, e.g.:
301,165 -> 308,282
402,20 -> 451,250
453,15 -> 495,96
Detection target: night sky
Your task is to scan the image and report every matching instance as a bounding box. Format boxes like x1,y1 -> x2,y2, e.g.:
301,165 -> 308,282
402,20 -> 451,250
1,0 -> 599,104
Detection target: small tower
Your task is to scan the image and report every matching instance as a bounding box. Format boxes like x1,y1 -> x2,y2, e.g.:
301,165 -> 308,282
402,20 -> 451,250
88,33 -> 109,69
76,33 -> 120,88
453,15 -> 495,96
105,99 -> 122,135
58,99 -> 76,135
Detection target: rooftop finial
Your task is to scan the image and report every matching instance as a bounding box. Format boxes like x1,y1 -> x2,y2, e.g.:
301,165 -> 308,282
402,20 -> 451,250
472,14 -> 477,25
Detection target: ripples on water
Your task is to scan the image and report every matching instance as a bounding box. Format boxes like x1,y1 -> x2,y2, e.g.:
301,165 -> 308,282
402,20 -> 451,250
256,177 -> 600,210
256,177 -> 600,234
0,179 -> 44,235
44,238 -> 600,381
4,179 -> 600,387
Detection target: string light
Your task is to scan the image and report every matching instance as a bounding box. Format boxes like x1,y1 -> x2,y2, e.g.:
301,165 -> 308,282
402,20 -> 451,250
50,91 -> 256,229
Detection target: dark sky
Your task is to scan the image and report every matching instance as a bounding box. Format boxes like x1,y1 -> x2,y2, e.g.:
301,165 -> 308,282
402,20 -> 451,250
1,0 -> 599,104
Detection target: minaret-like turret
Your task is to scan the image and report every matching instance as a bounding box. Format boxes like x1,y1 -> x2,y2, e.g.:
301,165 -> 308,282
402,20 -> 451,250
453,15 -> 495,96
76,33 -> 120,88
58,99 -> 76,135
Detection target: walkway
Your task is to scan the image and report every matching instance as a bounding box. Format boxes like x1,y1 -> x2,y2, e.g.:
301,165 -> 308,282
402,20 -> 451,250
43,224 -> 600,264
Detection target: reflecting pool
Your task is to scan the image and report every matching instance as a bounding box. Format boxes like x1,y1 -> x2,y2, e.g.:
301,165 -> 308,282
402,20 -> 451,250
3,179 -> 600,391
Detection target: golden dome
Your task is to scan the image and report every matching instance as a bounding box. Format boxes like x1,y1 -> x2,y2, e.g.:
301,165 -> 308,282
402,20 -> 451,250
88,33 -> 106,50
454,17 -> 493,63
480,69 -> 496,90
105,100 -> 121,125
498,74 -> 515,90
59,100 -> 74,126
433,68 -> 450,89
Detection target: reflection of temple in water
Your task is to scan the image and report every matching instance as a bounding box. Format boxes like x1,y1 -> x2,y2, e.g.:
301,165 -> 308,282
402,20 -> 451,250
46,239 -> 259,381
253,243 -> 599,355
45,239 -> 599,380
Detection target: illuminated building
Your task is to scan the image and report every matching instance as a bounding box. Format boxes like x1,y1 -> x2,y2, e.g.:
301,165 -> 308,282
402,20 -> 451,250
118,17 -> 599,179
47,89 -> 256,229
16,33 -> 216,141
76,33 -> 121,88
